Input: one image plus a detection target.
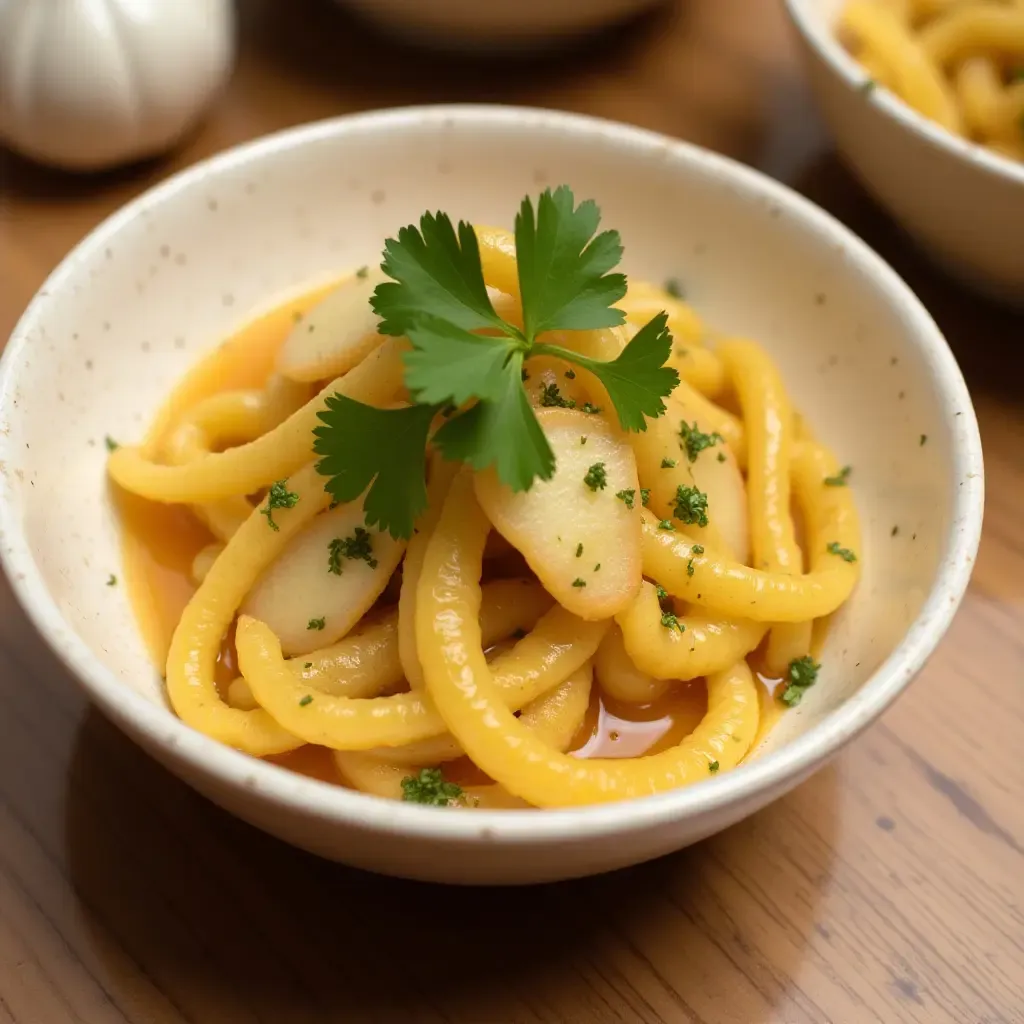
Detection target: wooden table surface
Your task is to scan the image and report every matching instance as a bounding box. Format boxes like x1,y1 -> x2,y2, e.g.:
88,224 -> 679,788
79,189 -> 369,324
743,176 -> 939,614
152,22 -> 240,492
1,2 -> 1022,1021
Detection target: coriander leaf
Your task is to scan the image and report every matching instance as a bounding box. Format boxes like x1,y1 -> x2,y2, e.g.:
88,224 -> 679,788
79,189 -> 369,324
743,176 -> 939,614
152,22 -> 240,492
313,397 -> 436,540
826,541 -> 857,563
372,213 -> 506,336
403,316 -> 517,407
539,381 -> 576,408
781,655 -> 821,707
536,312 -> 678,431
401,767 -> 464,806
661,611 -> 685,632
615,488 -> 636,510
432,353 -> 555,492
823,465 -> 851,487
515,186 -> 627,338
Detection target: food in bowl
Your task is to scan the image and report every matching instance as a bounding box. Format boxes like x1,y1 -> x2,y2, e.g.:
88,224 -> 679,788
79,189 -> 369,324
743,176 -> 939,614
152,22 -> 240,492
106,186 -> 861,810
839,0 -> 1024,163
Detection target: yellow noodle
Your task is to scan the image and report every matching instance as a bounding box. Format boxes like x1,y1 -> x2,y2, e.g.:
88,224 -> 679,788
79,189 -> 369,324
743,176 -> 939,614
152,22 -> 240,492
415,472 -> 759,808
616,581 -> 768,681
919,6 -> 1024,65
593,625 -> 672,704
719,339 -> 811,674
108,337 -> 406,504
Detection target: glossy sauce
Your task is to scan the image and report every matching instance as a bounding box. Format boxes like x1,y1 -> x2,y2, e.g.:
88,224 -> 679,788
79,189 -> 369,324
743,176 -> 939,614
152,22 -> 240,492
119,285 -> 784,792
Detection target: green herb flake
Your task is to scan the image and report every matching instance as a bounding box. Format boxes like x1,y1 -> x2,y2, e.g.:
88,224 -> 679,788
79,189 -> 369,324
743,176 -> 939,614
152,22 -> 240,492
655,584 -> 669,602
640,488 -> 651,507
826,541 -> 857,563
686,543 -> 705,578
356,265 -> 369,279
615,488 -> 636,510
540,381 -> 576,408
658,519 -> 675,531
780,655 -> 821,707
304,662 -> 313,669
660,611 -> 685,632
307,617 -> 326,631
593,563 -> 601,572
400,767 -> 465,807
664,278 -> 684,299
920,434 -> 928,446
575,542 -> 584,558
580,435 -> 588,445
824,465 -> 851,487
661,457 -> 677,469
708,760 -> 720,774
260,480 -> 300,531
673,485 -> 709,527
105,574 -> 117,587
564,368 -> 576,379
860,78 -> 877,95
581,402 -> 602,415
298,694 -> 314,707
572,578 -> 587,588
717,452 -> 726,463
583,462 -> 607,491
891,525 -> 899,537
679,421 -> 722,462
328,526 -> 378,575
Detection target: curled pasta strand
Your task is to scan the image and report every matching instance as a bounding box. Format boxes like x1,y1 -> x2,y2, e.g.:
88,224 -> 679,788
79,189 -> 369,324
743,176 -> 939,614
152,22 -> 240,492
333,665 -> 593,807
615,581 -> 768,681
228,577 -> 552,711
235,602 -> 608,752
594,625 -> 672,704
108,337 -> 406,504
415,471 -> 760,808
719,338 -> 811,674
919,6 -> 1024,66
165,461 -> 332,756
640,505 -> 859,623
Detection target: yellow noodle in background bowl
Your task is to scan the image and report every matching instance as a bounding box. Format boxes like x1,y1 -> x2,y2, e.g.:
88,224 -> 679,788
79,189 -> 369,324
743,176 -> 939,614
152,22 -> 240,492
0,107 -> 982,883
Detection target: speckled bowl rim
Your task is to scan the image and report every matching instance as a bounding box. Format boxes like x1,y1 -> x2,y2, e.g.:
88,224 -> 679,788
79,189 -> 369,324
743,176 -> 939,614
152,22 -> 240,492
784,0 -> 1024,188
0,105 -> 984,846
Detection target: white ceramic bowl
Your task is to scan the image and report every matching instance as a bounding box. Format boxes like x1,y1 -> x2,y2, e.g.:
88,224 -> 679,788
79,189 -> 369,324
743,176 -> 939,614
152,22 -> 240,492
334,0 -> 661,45
785,0 -> 1024,302
0,106 -> 983,885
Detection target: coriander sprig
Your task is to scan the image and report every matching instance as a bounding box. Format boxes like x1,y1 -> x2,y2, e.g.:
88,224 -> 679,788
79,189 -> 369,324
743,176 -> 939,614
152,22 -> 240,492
313,186 -> 680,539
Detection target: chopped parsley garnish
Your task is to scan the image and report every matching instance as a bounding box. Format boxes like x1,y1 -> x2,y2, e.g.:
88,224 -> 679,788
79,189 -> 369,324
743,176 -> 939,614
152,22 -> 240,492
400,767 -> 465,806
860,78 -> 877,95
920,434 -> 928,446
580,435 -> 588,445
661,611 -> 685,632
356,265 -> 369,279
312,188 -> 679,538
826,541 -> 857,563
708,760 -> 719,774
105,574 -> 117,586
673,485 -> 709,527
540,381 -> 575,408
304,662 -> 313,669
780,655 -> 821,707
260,480 -> 299,531
686,543 -> 705,577
655,584 -> 669,602
564,368 -> 576,379
716,451 -> 726,463
575,542 -> 583,557
327,526 -> 378,575
572,577 -> 587,588
661,457 -> 677,468
640,488 -> 651,507
658,519 -> 675,531
594,563 -> 601,571
824,465 -> 851,486
298,694 -> 314,707
581,402 -> 602,415
615,488 -> 636,510
583,462 -> 607,491
664,278 -> 684,299
104,435 -> 119,452
678,421 -> 722,462
307,617 -> 326,631
891,525 -> 899,537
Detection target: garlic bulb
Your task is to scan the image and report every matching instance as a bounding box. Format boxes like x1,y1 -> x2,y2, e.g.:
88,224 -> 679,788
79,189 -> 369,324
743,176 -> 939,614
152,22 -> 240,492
0,0 -> 235,171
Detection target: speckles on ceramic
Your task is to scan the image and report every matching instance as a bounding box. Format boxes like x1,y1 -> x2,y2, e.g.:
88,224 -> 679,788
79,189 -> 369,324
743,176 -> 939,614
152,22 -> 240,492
0,106 -> 984,885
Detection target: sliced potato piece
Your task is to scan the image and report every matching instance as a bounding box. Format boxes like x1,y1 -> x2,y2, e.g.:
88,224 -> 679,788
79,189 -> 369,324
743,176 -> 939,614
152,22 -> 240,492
620,280 -> 705,345
276,269 -> 386,383
242,497 -> 405,655
474,408 -> 641,620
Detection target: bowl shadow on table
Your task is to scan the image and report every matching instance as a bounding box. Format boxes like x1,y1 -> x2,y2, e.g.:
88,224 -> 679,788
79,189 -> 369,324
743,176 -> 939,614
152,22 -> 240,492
62,699 -> 841,1021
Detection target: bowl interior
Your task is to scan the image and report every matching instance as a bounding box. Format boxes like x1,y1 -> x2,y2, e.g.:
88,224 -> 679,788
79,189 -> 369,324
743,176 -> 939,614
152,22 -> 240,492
0,107 -> 980,819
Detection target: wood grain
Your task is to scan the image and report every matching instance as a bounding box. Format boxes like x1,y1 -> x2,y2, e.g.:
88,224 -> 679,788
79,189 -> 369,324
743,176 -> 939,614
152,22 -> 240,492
1,1 -> 1021,1021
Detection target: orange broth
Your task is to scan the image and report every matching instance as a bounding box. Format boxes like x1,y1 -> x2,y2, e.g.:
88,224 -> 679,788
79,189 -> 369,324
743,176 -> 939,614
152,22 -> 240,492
118,284 -> 782,791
